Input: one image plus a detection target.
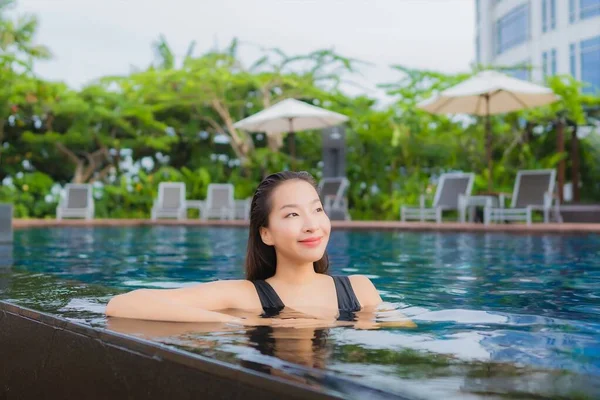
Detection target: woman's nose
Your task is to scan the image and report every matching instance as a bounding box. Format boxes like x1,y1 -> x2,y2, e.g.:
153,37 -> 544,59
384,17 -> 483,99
302,214 -> 319,232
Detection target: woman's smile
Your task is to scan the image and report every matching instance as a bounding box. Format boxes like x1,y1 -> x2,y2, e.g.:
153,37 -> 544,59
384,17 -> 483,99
298,236 -> 323,247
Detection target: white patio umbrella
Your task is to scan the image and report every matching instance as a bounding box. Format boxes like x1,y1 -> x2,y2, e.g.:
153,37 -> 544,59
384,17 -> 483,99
417,70 -> 559,191
233,98 -> 349,168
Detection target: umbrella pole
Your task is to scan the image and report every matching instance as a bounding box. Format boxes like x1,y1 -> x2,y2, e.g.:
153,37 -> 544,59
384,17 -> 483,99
485,95 -> 493,193
288,118 -> 296,170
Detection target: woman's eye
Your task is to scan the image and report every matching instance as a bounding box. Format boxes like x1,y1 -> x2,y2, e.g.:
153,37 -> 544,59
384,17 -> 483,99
285,212 -> 299,218
316,207 -> 323,212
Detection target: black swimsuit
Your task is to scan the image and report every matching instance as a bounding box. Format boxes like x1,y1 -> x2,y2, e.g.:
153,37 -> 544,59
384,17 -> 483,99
252,275 -> 361,321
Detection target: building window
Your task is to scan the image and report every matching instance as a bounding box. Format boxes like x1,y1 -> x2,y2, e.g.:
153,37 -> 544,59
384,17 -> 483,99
543,51 -> 548,78
508,63 -> 530,81
580,0 -> 600,20
542,0 -> 557,32
495,4 -> 530,54
580,35 -> 600,93
542,0 -> 547,32
570,43 -> 577,77
543,49 -> 557,77
570,0 -> 577,22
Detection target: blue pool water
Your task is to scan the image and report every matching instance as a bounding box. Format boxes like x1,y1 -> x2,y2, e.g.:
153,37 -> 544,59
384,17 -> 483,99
2,226 -> 600,399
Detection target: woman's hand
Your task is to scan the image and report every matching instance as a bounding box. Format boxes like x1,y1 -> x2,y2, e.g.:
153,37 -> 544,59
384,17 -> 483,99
353,319 -> 417,330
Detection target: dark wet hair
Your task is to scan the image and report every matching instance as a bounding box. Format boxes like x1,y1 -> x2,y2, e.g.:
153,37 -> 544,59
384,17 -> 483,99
244,171 -> 329,281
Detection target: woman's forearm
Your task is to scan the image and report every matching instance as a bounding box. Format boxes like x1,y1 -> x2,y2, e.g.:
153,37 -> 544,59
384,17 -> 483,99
105,289 -> 239,323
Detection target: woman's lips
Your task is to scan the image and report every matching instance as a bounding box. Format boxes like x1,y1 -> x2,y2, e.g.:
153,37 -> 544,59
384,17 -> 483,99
298,237 -> 323,247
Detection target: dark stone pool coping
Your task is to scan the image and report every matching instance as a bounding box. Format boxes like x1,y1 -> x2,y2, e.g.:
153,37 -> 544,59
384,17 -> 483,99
12,218 -> 600,233
0,300 -> 346,400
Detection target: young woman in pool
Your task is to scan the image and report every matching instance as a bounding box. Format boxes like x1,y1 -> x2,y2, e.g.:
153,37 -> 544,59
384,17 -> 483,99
105,171 -> 383,324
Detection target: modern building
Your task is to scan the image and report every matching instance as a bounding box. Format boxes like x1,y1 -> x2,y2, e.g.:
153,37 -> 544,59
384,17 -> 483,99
475,0 -> 600,93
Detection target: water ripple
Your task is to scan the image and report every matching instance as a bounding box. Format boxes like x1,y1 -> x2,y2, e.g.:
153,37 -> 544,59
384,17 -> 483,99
2,227 -> 599,399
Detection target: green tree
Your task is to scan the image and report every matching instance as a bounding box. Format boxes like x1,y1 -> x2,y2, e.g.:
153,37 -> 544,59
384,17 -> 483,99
0,0 -> 50,166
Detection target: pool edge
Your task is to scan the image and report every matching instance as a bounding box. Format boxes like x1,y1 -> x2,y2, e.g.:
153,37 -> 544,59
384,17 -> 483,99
11,218 -> 600,234
0,300 -> 343,400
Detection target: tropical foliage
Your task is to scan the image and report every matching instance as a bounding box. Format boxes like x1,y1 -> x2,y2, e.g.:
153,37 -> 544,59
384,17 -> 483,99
1,1 -> 599,219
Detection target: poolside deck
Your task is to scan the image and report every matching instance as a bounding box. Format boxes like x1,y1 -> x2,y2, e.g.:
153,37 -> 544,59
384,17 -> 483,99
12,219 -> 600,233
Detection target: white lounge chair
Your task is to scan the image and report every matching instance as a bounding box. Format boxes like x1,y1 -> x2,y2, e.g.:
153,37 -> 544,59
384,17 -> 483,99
199,183 -> 235,220
151,182 -> 187,220
56,184 -> 94,220
484,169 -> 557,225
318,177 -> 351,221
234,198 -> 252,221
401,172 -> 475,223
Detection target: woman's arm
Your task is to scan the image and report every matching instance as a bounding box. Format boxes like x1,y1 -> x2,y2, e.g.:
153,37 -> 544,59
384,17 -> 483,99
105,280 -> 260,323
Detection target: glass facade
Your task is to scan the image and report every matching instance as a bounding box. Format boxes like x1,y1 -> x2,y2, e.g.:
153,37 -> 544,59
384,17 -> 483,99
542,49 -> 557,77
542,0 -> 547,32
509,66 -> 530,81
543,0 -> 556,32
542,51 -> 549,77
580,0 -> 600,20
495,4 -> 530,54
580,35 -> 600,93
570,43 -> 577,77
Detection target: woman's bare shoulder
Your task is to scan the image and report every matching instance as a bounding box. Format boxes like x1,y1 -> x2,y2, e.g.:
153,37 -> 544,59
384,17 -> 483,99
348,275 -> 383,307
190,279 -> 256,291
188,279 -> 260,307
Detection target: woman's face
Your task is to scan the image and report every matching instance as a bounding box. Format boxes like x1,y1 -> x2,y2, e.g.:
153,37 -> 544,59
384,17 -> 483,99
260,179 -> 331,264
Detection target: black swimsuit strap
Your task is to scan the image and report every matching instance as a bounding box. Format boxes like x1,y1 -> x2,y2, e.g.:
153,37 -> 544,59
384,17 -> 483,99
252,276 -> 362,319
332,275 -> 362,313
252,280 -> 284,316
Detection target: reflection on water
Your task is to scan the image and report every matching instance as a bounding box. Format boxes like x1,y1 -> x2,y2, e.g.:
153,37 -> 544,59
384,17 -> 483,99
2,227 -> 600,399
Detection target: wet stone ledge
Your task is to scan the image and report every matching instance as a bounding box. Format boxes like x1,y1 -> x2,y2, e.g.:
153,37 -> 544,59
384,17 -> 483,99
0,301 -> 341,400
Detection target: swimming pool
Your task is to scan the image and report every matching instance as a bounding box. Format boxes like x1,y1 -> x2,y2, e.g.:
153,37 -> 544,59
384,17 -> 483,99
2,226 -> 600,399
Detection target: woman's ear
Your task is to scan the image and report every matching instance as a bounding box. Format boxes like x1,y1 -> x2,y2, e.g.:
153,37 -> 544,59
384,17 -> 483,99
260,227 -> 274,246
